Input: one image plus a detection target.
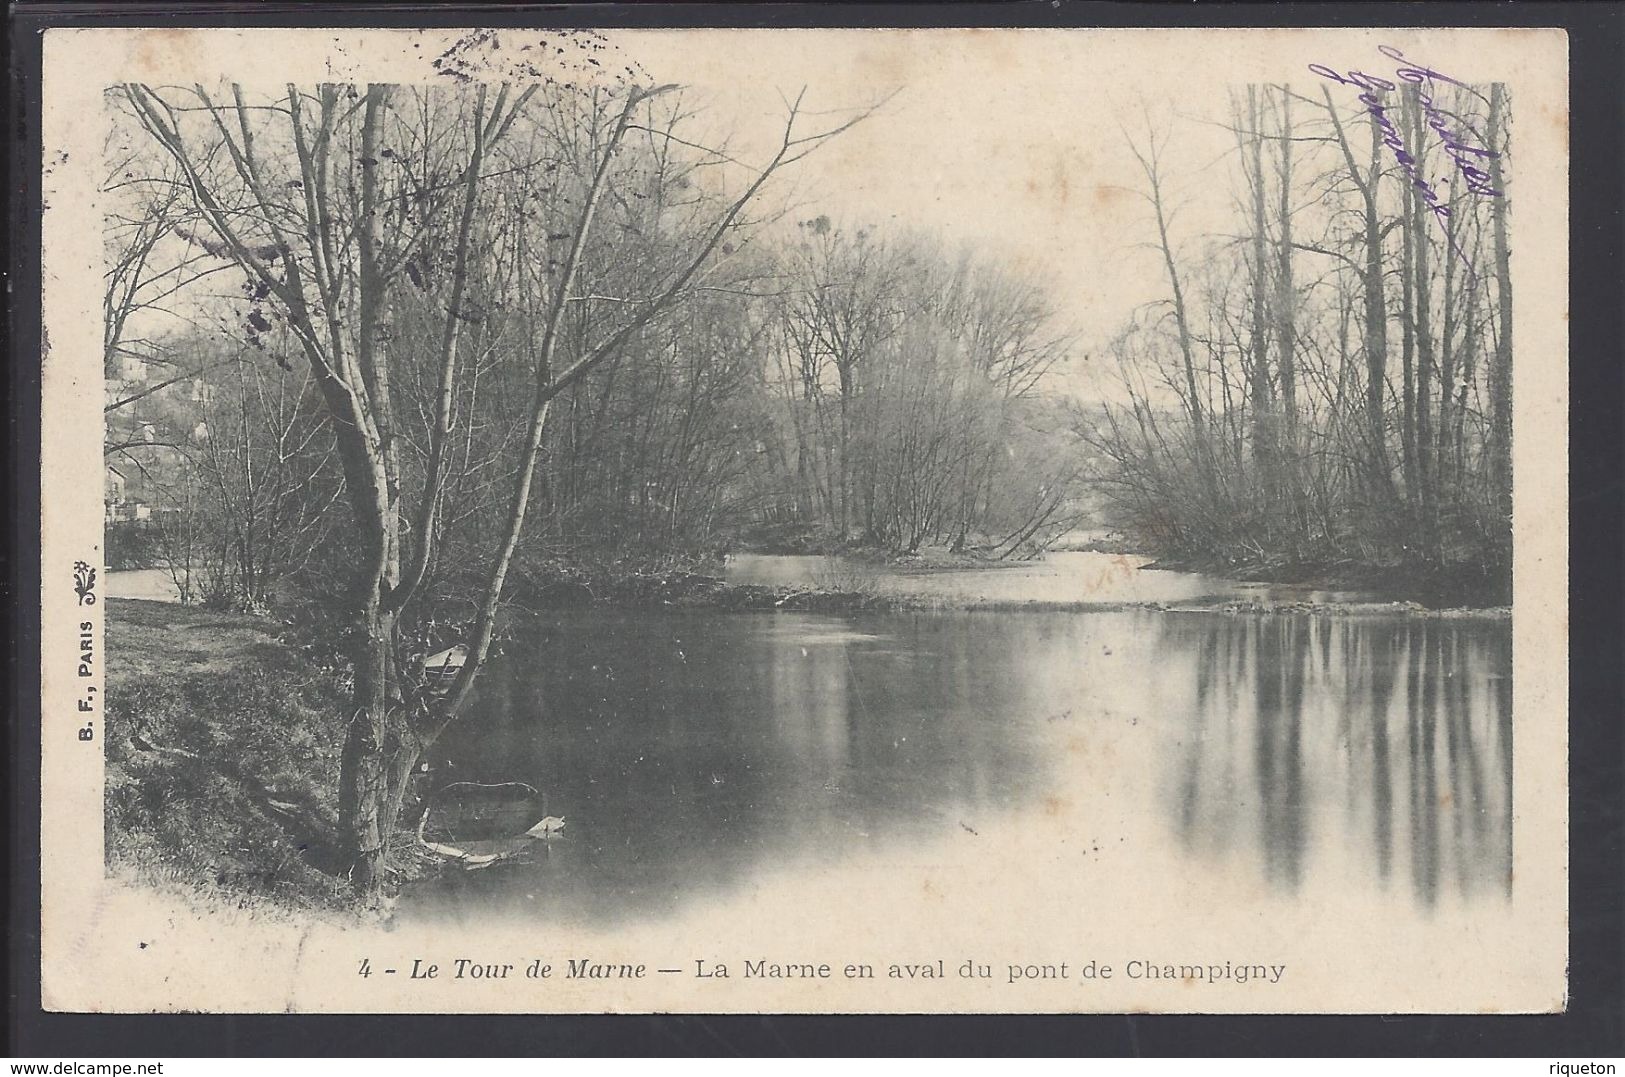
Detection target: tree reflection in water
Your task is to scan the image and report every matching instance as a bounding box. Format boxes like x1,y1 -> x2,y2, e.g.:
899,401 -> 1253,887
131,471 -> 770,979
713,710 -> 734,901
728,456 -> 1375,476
408,608 -> 1513,927
1163,614 -> 1512,907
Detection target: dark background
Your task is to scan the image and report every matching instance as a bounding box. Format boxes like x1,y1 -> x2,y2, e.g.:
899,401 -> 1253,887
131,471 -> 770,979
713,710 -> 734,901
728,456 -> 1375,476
8,0 -> 1622,1058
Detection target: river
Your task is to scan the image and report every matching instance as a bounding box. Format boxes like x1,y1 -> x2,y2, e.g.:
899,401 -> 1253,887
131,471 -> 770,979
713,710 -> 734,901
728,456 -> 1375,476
401,555 -> 1511,931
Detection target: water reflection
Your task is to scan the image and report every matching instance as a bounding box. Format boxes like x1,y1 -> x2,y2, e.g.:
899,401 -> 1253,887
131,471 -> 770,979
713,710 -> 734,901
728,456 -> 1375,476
403,608 -> 1511,927
1159,615 -> 1512,907
409,611 -> 1053,927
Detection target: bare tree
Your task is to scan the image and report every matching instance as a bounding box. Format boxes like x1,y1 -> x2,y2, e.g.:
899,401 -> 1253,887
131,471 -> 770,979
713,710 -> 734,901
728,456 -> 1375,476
123,71 -> 872,896
1125,120 -> 1207,454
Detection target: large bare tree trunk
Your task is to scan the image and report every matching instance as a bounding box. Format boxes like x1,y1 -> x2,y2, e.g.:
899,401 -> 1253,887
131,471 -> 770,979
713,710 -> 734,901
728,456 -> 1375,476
1408,88 -> 1438,562
1274,89 -> 1298,504
1487,84 -> 1514,531
1398,95 -> 1418,508
128,80 -> 526,898
1127,123 -> 1206,469
1435,164 -> 1463,501
837,362 -> 852,540
1246,88 -> 1274,509
1323,87 -> 1392,499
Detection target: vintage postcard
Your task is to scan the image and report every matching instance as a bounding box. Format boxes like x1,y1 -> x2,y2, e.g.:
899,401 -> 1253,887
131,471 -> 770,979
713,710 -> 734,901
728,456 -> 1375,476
39,24 -> 1568,1013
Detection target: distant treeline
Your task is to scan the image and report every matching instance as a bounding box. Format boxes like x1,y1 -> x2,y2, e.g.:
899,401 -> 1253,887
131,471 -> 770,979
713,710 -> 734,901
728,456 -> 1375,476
1088,80 -> 1514,586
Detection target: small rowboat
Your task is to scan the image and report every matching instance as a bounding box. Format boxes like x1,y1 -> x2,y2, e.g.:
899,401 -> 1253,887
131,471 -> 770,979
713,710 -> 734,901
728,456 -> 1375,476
422,644 -> 468,693
416,816 -> 532,869
416,781 -> 564,870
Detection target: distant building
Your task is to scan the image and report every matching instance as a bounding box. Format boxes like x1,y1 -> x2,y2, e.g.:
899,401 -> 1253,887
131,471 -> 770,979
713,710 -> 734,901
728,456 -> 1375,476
105,465 -> 129,522
115,354 -> 148,384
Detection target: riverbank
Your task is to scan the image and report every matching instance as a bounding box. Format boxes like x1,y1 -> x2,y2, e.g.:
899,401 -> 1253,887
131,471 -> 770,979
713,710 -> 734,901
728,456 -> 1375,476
104,598 -> 370,920
509,553 -> 1510,619
1137,552 -> 1511,610
756,533 -> 1511,610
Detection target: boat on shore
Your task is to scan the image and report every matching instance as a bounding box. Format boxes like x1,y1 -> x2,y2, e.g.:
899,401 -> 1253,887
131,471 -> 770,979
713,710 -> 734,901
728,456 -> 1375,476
415,780 -> 562,870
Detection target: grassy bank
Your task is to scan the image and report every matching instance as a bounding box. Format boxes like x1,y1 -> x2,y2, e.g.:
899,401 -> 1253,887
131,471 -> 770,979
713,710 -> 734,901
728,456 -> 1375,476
104,598 -> 361,918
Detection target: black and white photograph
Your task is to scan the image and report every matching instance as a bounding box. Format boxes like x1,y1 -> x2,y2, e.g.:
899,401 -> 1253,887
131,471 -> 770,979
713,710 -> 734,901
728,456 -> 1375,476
36,25 -> 1569,1014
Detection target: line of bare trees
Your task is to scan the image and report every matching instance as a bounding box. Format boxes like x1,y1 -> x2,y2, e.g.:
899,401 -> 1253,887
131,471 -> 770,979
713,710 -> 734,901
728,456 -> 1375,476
1090,78 -> 1514,586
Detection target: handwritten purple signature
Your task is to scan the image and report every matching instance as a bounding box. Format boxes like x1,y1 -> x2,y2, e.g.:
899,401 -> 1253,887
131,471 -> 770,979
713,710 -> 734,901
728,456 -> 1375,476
1310,46 -> 1501,277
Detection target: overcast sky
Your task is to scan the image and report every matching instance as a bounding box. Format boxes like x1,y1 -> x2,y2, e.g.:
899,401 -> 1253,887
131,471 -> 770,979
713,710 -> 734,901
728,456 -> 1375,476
105,26 -> 1543,402
612,29 -> 1255,398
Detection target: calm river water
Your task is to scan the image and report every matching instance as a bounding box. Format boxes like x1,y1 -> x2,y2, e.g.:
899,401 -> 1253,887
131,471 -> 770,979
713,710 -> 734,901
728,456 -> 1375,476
403,558 -> 1511,928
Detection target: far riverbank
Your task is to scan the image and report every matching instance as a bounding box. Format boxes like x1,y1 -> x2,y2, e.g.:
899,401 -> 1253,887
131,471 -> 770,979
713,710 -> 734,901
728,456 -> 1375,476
109,548 -> 1512,622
